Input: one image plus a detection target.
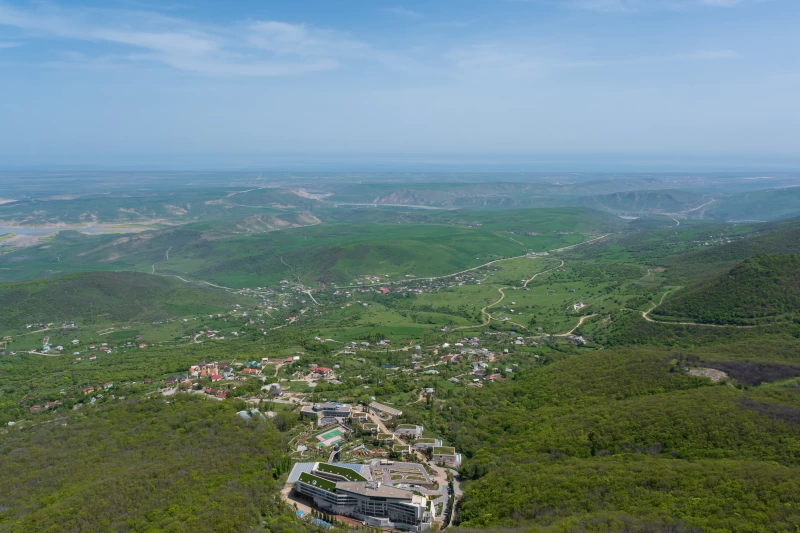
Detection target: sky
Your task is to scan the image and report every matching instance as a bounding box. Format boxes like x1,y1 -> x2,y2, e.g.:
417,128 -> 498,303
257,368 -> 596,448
0,0 -> 798,170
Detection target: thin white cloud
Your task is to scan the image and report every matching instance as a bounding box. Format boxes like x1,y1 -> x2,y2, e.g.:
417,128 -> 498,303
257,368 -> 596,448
248,21 -> 369,58
699,0 -> 744,5
566,0 -> 751,11
569,0 -> 639,12
564,48 -> 739,67
386,6 -> 425,18
0,40 -> 21,49
448,43 -> 738,79
0,2 -> 377,76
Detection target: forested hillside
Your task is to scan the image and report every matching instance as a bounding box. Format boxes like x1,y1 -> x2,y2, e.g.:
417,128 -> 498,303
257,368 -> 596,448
0,396 -> 307,533
0,271 -> 240,331
662,218 -> 800,282
446,347 -> 800,532
653,254 -> 800,324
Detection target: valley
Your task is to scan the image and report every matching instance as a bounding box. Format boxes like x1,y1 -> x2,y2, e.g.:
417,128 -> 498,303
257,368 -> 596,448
2,173 -> 800,533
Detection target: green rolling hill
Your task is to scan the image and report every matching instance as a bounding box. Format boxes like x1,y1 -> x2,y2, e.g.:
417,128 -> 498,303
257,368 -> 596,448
0,208 -> 626,286
661,216 -> 800,282
445,347 -> 800,532
0,271 -> 242,333
652,254 -> 800,325
577,189 -> 708,215
703,186 -> 800,222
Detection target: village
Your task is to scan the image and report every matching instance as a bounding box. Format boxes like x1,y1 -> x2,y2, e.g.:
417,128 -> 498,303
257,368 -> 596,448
139,330 -> 563,531
2,248 -> 598,532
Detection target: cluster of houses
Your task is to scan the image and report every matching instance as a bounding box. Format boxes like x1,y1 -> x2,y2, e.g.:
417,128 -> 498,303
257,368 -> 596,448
308,364 -> 333,379
165,359 -> 253,387
26,380 -> 116,414
82,383 -> 114,394
40,338 -> 151,355
203,387 -> 227,399
189,361 -> 234,381
42,338 -> 81,353
28,399 -> 62,413
159,359 -> 286,396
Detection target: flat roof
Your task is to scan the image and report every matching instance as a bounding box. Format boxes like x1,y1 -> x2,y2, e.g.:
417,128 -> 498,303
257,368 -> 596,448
287,462 -> 372,483
369,401 -> 402,416
317,462 -> 367,482
336,482 -> 413,500
298,472 -> 336,493
315,403 -> 351,411
416,438 -> 438,444
433,446 -> 456,455
396,424 -> 421,430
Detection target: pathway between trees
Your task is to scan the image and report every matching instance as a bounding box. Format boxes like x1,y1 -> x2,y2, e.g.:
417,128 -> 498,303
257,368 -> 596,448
556,313 -> 597,336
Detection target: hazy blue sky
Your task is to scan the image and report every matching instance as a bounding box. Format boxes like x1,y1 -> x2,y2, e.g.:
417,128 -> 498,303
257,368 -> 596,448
0,0 -> 798,169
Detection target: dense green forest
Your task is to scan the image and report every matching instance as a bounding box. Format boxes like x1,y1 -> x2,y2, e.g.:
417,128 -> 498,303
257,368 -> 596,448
443,346 -> 800,531
653,254 -> 800,325
0,396 -> 310,533
661,220 -> 800,282
0,272 -> 241,331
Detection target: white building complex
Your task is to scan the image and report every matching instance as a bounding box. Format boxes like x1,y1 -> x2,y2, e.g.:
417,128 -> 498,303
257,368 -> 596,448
412,438 -> 442,450
300,402 -> 353,425
395,424 -> 423,439
432,446 -> 462,467
288,462 -> 433,531
369,401 -> 403,418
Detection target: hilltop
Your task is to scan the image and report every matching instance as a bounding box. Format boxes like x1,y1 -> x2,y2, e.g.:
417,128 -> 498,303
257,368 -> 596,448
703,186 -> 800,222
578,189 -> 708,216
661,216 -> 800,282
652,254 -> 800,325
0,271 -> 242,332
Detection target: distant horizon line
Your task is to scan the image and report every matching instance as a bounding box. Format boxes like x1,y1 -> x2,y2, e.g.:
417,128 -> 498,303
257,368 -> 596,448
2,169 -> 800,175
1,153 -> 799,173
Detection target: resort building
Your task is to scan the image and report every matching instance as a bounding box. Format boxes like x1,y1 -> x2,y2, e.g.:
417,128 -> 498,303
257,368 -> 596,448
412,438 -> 442,450
432,446 -> 461,467
290,463 -> 432,531
300,402 -> 352,422
395,424 -> 423,439
369,401 -> 403,418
